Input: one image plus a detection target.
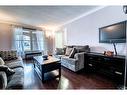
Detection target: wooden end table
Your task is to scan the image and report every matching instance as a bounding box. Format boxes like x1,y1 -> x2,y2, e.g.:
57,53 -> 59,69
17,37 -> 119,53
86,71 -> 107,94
33,56 -> 61,82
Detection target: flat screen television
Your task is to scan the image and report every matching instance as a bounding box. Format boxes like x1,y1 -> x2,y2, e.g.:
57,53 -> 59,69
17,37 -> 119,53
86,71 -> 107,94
99,21 -> 126,43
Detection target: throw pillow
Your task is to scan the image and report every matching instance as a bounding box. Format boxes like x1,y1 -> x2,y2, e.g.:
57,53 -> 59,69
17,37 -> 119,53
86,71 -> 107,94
0,57 -> 5,65
65,47 -> 73,56
0,51 -> 18,61
69,48 -> 77,58
0,65 -> 15,76
55,48 -> 65,55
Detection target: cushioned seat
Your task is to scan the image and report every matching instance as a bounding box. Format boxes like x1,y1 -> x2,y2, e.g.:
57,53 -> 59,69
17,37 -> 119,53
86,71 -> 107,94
61,52 -> 85,72
54,45 -> 90,72
5,57 -> 24,89
0,51 -> 24,89
5,57 -> 23,65
53,55 -> 65,59
5,60 -> 23,69
6,67 -> 24,89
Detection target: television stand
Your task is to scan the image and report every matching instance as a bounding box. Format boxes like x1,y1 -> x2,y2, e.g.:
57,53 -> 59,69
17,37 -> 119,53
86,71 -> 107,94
84,52 -> 125,87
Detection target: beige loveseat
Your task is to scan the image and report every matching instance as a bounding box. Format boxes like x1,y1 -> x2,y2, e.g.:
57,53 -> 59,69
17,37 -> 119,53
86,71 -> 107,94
54,45 -> 90,72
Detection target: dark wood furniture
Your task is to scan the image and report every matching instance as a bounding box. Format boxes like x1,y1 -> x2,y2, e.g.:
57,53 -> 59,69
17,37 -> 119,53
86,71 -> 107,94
24,61 -> 117,89
33,56 -> 61,82
25,51 -> 42,59
84,52 -> 125,87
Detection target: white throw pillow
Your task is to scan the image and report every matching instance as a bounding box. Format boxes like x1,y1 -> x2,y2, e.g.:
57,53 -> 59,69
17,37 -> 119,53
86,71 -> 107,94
0,57 -> 5,65
65,47 -> 73,56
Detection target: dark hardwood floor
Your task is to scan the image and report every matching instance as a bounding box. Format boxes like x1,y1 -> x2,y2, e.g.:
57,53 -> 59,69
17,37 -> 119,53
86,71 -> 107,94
23,60 -> 118,89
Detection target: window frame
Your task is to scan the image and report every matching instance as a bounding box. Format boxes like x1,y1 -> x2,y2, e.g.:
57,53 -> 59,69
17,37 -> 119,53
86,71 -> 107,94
14,28 -> 44,52
23,29 -> 33,51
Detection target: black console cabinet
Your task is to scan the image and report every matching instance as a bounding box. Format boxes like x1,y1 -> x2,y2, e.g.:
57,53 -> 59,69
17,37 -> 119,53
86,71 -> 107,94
84,52 -> 125,85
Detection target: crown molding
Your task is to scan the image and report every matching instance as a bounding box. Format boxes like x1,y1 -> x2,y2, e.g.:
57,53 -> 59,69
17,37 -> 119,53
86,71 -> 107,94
0,19 -> 43,30
58,6 -> 107,28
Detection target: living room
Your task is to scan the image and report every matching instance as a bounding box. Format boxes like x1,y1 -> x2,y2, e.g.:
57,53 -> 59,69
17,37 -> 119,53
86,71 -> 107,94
0,5 -> 127,91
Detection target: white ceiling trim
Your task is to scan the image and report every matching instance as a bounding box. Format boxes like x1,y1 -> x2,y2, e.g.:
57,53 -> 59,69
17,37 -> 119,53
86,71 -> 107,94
58,6 -> 107,28
0,19 -> 42,30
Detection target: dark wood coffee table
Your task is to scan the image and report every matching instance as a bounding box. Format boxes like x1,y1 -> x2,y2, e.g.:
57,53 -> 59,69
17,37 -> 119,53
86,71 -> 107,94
33,56 -> 61,82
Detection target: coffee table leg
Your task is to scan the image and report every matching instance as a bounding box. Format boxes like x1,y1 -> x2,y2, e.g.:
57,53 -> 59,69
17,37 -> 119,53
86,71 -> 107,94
42,72 -> 44,82
41,65 -> 44,82
33,60 -> 35,68
59,67 -> 61,79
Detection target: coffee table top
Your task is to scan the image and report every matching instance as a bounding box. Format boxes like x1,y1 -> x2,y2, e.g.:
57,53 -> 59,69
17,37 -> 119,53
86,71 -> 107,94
33,56 -> 60,65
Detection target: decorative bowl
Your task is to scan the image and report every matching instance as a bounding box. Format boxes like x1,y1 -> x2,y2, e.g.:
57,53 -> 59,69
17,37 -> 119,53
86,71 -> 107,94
42,55 -> 48,60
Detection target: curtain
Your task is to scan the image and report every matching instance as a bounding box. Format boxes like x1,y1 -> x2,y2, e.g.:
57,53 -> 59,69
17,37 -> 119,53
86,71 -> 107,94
36,31 -> 44,51
34,30 -> 47,54
55,31 -> 64,48
12,26 -> 47,57
43,31 -> 48,53
12,26 -> 25,57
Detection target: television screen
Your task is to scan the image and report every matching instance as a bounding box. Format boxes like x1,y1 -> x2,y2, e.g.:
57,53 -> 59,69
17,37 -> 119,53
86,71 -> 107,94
99,21 -> 126,43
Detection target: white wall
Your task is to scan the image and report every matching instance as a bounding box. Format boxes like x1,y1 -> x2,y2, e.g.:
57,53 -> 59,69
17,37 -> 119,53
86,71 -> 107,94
0,23 -> 12,50
61,6 -> 127,55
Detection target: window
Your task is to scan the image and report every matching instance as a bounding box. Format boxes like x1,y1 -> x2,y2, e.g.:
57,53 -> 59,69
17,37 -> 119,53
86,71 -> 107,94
13,27 -> 44,54
22,29 -> 44,51
33,31 -> 44,51
23,30 -> 31,51
55,31 -> 63,48
54,29 -> 66,48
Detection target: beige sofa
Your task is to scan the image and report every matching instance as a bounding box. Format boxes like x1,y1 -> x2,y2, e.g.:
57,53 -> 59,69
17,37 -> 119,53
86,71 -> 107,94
54,45 -> 90,72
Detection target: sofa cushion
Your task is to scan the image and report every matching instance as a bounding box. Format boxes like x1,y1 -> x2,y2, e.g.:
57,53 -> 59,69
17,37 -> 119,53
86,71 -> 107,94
73,45 -> 89,53
69,48 -> 77,58
0,57 -> 5,65
5,61 -> 23,69
65,47 -> 73,56
55,48 -> 65,55
64,45 -> 73,48
5,57 -> 23,69
0,71 -> 7,89
7,67 -> 24,89
0,55 -> 24,89
0,51 -> 18,61
53,54 -> 65,59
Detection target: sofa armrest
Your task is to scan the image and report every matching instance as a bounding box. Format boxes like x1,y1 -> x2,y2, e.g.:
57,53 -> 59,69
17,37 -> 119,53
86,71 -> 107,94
74,52 -> 85,70
0,71 -> 7,89
61,56 -> 78,66
74,52 -> 85,60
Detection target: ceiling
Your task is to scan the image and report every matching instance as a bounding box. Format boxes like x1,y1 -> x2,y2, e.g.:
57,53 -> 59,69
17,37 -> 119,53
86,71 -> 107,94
0,6 -> 99,29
